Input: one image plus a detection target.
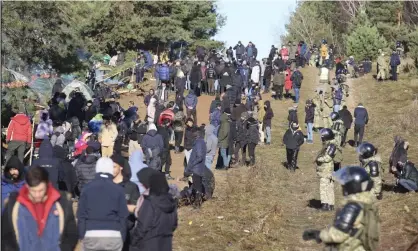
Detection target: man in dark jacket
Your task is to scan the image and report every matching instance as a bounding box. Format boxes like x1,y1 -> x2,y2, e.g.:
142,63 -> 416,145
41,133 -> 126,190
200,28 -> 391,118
226,46 -> 234,60
67,92 -> 86,125
390,50 -> 401,81
282,123 -> 305,172
269,45 -> 277,61
290,67 -> 303,103
49,99 -> 67,124
234,41 -> 245,60
190,62 -> 202,93
263,61 -> 273,93
263,101 -> 274,145
226,84 -> 236,112
158,63 -> 170,85
1,156 -> 25,211
305,100 -> 315,144
209,94 -> 222,114
183,119 -> 196,178
288,105 -> 299,127
353,103 -> 368,147
74,146 -> 98,194
338,105 -> 353,147
31,140 -> 60,188
78,157 -> 129,250
393,160 -> 418,192
246,117 -> 260,166
234,112 -> 248,165
53,146 -> 77,195
217,108 -> 231,170
129,172 -> 178,251
196,46 -> 206,62
158,119 -> 174,180
141,123 -> 164,171
184,89 -> 198,124
2,166 -> 78,251
220,92 -> 230,113
206,64 -> 217,95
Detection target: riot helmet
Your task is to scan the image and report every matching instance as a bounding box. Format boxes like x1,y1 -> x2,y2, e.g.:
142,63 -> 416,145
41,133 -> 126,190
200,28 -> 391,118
320,128 -> 334,142
330,112 -> 340,121
334,166 -> 374,196
357,142 -> 377,160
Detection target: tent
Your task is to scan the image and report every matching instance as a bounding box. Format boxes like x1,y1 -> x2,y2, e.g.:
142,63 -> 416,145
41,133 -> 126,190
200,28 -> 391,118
62,80 -> 94,102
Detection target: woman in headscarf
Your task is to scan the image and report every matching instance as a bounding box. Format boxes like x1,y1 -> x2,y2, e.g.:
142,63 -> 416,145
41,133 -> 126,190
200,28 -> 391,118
129,150 -> 148,193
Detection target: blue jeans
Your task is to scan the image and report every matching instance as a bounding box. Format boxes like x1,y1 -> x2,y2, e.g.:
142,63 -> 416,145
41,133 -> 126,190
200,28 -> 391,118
205,155 -> 214,169
265,126 -> 271,143
294,88 -> 300,103
333,105 -> 340,112
220,148 -> 231,167
307,122 -> 313,141
399,179 -> 418,191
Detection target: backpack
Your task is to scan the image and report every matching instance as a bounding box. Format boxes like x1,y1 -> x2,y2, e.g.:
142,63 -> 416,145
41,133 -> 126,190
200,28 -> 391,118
353,202 -> 380,251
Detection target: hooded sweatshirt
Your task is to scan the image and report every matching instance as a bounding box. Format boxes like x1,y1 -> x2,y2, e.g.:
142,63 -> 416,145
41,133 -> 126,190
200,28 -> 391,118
31,140 -> 59,187
50,126 -> 66,147
35,110 -> 53,140
184,90 -> 198,109
129,150 -> 148,193
205,125 -> 218,157
6,113 -> 32,143
185,137 -> 207,177
141,124 -> 164,170
1,156 -> 25,210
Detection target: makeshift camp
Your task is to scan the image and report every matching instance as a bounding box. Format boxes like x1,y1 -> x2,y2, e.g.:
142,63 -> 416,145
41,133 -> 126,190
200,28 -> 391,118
62,80 -> 94,102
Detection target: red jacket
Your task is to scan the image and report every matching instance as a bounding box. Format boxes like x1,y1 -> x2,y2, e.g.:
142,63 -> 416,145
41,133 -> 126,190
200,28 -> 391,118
6,114 -> 32,144
158,109 -> 175,126
285,69 -> 292,90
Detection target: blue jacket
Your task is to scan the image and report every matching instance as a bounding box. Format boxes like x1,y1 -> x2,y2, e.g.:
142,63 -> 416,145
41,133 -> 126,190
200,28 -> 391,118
354,105 -> 369,125
301,44 -> 308,56
390,53 -> 401,67
128,150 -> 148,193
143,51 -> 153,69
77,173 -> 129,240
31,140 -> 60,188
184,90 -> 198,109
333,88 -> 343,105
210,109 -> 221,128
158,64 -> 170,81
239,66 -> 249,83
185,137 -> 207,177
1,155 -> 25,211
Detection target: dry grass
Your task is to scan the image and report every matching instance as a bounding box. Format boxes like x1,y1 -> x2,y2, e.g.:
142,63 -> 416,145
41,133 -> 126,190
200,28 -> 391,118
173,68 -> 418,251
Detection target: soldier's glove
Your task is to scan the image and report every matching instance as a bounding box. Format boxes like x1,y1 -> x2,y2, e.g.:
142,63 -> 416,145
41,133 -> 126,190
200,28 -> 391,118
302,229 -> 321,243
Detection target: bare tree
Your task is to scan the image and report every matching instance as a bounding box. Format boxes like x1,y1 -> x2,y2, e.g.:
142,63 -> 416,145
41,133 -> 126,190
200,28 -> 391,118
339,0 -> 367,23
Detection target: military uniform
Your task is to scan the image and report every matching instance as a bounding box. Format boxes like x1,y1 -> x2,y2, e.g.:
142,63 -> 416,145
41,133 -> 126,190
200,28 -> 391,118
313,92 -> 323,129
361,155 -> 383,199
339,83 -> 349,108
316,141 -> 337,207
318,191 -> 379,251
377,54 -> 388,80
322,96 -> 333,128
332,118 -> 346,146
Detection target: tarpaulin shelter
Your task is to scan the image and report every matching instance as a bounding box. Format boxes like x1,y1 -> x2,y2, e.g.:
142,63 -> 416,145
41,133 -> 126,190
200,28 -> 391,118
62,80 -> 94,102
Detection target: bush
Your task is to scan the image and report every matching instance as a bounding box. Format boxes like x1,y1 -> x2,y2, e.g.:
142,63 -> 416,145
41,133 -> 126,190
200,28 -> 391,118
344,23 -> 387,60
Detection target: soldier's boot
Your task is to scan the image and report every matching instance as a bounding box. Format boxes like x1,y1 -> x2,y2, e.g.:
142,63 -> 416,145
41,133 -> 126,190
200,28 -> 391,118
193,192 -> 203,209
321,203 -> 329,211
376,192 -> 383,200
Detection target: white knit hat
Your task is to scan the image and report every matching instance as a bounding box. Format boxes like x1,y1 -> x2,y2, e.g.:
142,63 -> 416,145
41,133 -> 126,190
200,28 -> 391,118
96,157 -> 114,175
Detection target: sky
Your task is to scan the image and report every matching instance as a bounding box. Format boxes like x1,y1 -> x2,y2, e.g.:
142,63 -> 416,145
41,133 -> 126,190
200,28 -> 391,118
214,0 -> 297,58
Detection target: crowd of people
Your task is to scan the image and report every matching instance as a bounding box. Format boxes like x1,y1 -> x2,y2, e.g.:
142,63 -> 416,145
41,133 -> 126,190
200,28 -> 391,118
1,38 -> 417,251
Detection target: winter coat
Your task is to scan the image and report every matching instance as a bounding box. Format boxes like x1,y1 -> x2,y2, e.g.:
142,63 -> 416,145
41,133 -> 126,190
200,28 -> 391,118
129,194 -> 177,251
2,185 -> 78,251
175,77 -> 186,96
234,44 -> 245,55
221,95 -> 230,113
263,101 -> 274,127
234,103 -> 248,122
6,114 -> 32,144
288,108 -> 299,125
77,173 -> 129,241
1,156 -> 25,211
319,67 -> 330,83
50,126 -> 66,147
399,162 -> 418,186
75,153 -> 98,192
390,53 -> 401,67
183,126 -> 195,151
305,105 -> 315,123
251,65 -> 261,83
246,119 -> 260,144
283,128 -> 304,149
35,111 -> 53,140
284,69 -> 292,90
389,138 -> 408,169
274,58 -> 286,71
220,67 -> 233,87
205,125 -> 218,157
158,64 -> 170,81
339,108 -> 353,129
31,140 -> 60,188
272,71 -> 285,86
209,98 -> 222,114
236,119 -> 248,143
289,45 -> 298,59
53,146 -> 77,193
190,65 -> 202,85
185,138 -> 207,176
173,111 -> 185,132
354,105 -> 368,125
49,104 -> 67,123
218,113 -> 230,149
264,65 -> 273,80
147,97 -> 157,123
210,109 -> 222,128
290,70 -> 303,88
226,86 -> 236,107
184,90 -> 198,109
67,94 -> 86,124
206,67 -> 217,79
141,128 -> 164,159
100,123 -> 118,147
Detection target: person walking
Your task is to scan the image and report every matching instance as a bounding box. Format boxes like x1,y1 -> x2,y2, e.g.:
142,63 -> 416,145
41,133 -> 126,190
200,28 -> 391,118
99,118 -> 118,157
185,89 -> 198,124
390,50 -> 401,81
353,103 -> 369,147
77,157 -> 129,251
1,156 -> 25,211
338,105 -> 353,147
217,108 -> 231,170
4,107 -> 32,165
263,101 -> 274,145
2,166 -> 78,251
305,99 -> 315,144
30,140 -> 60,188
290,67 -> 303,103
141,123 -> 164,171
282,123 -> 305,172
246,117 -> 260,166
205,124 -> 218,169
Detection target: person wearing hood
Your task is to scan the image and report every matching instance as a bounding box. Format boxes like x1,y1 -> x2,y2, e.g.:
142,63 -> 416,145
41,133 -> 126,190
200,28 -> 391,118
129,172 -> 178,251
35,110 -> 53,140
129,150 -> 148,193
185,127 -> 215,207
49,98 -> 67,124
263,101 -> 274,145
112,154 -> 140,250
209,94 -> 222,114
190,61 -> 202,92
338,105 -> 353,147
210,102 -> 222,132
269,45 -> 277,61
1,156 -> 25,211
389,136 -> 409,173
67,92 -> 86,126
246,117 -> 260,166
75,146 -> 99,194
99,118 -> 118,157
234,41 -> 245,60
226,46 -> 234,60
141,123 -> 164,171
31,140 -> 60,188
77,157 -> 129,251
50,125 -> 66,147
5,107 -> 32,164
158,118 -> 174,180
283,122 -> 305,172
290,67 -> 303,103
144,89 -> 155,107
184,89 -> 198,125
217,108 -> 231,170
205,124 -> 218,169
389,50 -> 401,81
53,145 -> 77,195
220,63 -> 233,94
377,52 -> 388,81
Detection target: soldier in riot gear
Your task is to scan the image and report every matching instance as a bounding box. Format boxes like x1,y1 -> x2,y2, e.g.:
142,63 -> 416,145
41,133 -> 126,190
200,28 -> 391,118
331,112 -> 345,147
358,142 -> 383,200
315,128 -> 341,211
303,166 -> 380,251
322,92 -> 333,128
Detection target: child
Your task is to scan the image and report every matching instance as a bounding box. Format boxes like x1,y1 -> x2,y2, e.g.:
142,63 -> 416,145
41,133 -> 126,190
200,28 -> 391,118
284,67 -> 293,99
263,101 -> 274,145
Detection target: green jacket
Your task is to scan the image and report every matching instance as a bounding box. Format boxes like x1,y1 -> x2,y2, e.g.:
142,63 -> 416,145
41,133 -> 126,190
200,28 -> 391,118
218,113 -> 230,149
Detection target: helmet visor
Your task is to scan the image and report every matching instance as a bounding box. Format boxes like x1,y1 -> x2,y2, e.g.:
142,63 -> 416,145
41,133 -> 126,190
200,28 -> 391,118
333,166 -> 357,185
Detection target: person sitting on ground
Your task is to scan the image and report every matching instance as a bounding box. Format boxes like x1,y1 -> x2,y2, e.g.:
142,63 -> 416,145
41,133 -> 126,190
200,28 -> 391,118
389,136 -> 409,174
1,156 -> 25,211
392,159 -> 418,193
